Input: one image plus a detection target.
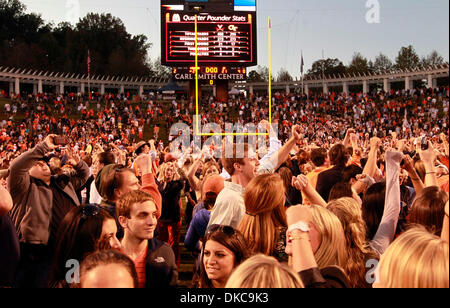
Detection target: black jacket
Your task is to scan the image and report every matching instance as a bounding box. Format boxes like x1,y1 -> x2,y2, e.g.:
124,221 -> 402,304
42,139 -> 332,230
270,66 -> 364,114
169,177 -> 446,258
299,266 -> 350,288
145,238 -> 178,288
316,164 -> 346,202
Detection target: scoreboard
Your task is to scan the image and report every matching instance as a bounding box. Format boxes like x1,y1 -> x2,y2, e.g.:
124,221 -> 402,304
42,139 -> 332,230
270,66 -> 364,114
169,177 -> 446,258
161,0 -> 257,68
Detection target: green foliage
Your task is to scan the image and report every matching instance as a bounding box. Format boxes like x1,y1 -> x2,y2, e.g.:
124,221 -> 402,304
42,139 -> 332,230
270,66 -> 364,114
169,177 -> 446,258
306,58 -> 346,78
373,53 -> 394,74
277,68 -> 293,82
420,50 -> 445,68
0,0 -> 153,76
395,45 -> 420,70
347,52 -> 371,75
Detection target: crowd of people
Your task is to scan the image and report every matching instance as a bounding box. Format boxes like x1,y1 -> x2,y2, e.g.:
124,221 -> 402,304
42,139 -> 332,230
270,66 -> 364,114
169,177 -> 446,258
0,85 -> 449,288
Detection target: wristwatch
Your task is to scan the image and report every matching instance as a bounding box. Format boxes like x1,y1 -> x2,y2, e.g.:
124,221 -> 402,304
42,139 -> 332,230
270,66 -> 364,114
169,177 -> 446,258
288,221 -> 310,233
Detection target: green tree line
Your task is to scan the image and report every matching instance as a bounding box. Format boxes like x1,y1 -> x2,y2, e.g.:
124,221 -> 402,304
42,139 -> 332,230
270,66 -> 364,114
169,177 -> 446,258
251,46 -> 446,83
0,0 -> 172,78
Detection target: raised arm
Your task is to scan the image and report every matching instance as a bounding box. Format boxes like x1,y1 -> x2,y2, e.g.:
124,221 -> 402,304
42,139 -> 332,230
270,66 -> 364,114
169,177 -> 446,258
266,125 -> 302,171
286,206 -> 318,272
292,175 -> 327,208
134,154 -> 163,219
0,182 -> 13,217
8,134 -> 57,196
369,151 -> 403,256
186,157 -> 203,192
65,149 -> 90,190
362,137 -> 381,179
417,141 -> 438,188
401,154 -> 425,194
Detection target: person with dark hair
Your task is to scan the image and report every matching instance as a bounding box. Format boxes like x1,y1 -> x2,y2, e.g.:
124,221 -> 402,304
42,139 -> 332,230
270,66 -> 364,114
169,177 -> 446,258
362,182 -> 386,241
408,186 -> 449,235
8,134 -> 90,288
316,144 -> 350,202
342,165 -> 363,184
328,182 -> 354,201
303,148 -> 330,204
117,190 -> 178,288
198,225 -> 250,288
80,249 -> 138,288
48,204 -> 121,288
90,151 -> 116,204
278,167 -> 302,207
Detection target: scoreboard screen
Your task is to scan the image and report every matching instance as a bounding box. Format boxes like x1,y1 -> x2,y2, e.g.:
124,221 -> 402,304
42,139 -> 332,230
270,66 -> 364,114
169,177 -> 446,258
161,1 -> 257,67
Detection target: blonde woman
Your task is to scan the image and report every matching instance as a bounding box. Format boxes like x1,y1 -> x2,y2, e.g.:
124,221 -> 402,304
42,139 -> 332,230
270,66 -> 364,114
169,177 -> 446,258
375,226 -> 449,288
285,205 -> 351,288
327,197 -> 379,288
309,204 -> 348,269
238,174 -> 288,262
156,161 -> 185,269
225,254 -> 304,288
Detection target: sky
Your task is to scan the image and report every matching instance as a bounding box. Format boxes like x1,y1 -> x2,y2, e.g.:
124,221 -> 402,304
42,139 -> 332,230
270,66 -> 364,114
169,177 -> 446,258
19,0 -> 449,79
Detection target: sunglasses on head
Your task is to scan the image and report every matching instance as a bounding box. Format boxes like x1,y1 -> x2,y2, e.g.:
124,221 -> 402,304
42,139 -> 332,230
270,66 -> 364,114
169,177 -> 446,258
112,165 -> 125,188
206,224 -> 236,238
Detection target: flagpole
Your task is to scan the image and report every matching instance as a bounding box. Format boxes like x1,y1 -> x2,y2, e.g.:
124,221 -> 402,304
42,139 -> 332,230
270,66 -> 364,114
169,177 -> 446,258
88,50 -> 91,101
301,50 -> 304,97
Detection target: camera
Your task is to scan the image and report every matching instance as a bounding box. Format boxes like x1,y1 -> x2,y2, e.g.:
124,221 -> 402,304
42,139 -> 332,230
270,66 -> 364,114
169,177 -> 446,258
54,136 -> 69,146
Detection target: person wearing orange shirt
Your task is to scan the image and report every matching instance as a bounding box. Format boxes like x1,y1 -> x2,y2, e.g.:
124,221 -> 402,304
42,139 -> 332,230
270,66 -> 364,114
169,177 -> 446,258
303,148 -> 331,204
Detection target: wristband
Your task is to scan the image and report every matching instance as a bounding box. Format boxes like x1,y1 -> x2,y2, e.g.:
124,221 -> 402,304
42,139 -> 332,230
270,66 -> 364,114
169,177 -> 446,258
288,221 -> 310,233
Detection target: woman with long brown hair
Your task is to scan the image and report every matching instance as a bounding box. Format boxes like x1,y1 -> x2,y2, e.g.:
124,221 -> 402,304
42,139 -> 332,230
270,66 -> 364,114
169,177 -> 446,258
238,173 -> 289,262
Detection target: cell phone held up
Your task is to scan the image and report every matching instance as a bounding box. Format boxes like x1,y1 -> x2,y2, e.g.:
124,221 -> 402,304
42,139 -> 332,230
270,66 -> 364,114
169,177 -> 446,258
421,137 -> 429,151
54,136 -> 69,146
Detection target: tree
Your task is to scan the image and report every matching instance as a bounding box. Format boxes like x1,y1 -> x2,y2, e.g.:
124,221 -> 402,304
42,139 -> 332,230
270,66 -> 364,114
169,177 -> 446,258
248,69 -> 263,82
152,57 -> 172,79
277,68 -> 293,82
395,45 -> 420,71
373,53 -> 393,74
347,52 -> 370,75
306,58 -> 346,78
247,66 -> 274,82
0,2 -> 153,77
420,50 -> 445,68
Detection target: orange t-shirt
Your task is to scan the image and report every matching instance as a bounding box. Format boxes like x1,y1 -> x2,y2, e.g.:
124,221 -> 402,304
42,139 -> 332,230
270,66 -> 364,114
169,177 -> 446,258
133,243 -> 148,289
302,166 -> 332,204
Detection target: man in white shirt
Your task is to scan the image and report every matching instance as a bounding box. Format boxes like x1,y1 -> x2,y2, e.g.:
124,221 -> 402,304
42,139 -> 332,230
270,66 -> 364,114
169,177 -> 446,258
208,124 -> 303,229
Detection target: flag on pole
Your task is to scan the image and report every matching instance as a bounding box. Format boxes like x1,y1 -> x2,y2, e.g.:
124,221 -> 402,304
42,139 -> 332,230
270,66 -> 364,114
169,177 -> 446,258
300,52 -> 304,75
87,50 -> 91,75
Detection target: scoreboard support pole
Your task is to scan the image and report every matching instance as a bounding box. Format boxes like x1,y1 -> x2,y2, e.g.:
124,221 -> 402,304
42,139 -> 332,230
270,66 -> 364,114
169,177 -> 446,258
216,80 -> 229,102
189,80 -> 202,104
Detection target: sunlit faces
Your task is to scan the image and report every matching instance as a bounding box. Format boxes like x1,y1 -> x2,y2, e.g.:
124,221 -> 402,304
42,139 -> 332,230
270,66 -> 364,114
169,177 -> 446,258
203,240 -> 236,287
120,201 -> 158,241
81,263 -> 135,288
99,218 -> 121,251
